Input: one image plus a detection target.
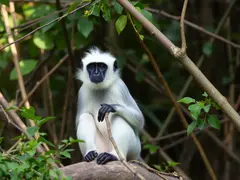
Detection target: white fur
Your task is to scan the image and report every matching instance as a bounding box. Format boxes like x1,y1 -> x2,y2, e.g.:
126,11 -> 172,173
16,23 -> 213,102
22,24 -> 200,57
76,47 -> 144,162
76,47 -> 120,90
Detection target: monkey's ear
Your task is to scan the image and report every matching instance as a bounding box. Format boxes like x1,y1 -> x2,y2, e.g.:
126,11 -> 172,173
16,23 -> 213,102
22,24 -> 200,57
113,60 -> 118,71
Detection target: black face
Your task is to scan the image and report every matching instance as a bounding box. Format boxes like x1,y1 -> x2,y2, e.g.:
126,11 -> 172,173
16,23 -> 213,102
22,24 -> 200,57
87,62 -> 108,83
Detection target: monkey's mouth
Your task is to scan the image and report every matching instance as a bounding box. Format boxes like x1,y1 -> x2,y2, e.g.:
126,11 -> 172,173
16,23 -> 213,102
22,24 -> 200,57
91,76 -> 105,84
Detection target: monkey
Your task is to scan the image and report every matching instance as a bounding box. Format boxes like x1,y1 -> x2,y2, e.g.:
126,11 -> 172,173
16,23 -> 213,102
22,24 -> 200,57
76,47 -> 144,165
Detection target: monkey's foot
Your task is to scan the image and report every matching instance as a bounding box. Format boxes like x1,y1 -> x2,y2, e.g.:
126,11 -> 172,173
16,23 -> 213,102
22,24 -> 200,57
84,150 -> 98,162
96,152 -> 118,164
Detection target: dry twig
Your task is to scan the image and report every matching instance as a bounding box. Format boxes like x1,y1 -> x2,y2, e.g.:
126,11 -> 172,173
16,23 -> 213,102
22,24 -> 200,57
104,113 -> 145,180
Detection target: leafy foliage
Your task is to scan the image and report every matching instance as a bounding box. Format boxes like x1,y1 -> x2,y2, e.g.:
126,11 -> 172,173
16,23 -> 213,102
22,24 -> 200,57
154,161 -> 180,173
0,0 -> 9,6
0,106 -> 84,179
178,92 -> 221,135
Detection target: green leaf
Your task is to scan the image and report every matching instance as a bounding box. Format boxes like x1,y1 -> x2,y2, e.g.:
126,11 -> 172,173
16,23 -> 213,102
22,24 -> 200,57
77,18 -> 94,38
153,165 -> 162,171
187,120 -> 198,135
26,126 -> 38,137
143,144 -> 159,154
102,7 -> 111,22
197,119 -> 206,130
20,106 -> 41,121
0,0 -> 9,6
60,151 -> 71,159
33,31 -> 54,50
115,15 -> 127,35
10,60 -> 37,80
92,5 -> 100,16
26,149 -> 36,157
38,116 -> 55,127
6,105 -> 18,111
141,9 -> 153,23
202,42 -> 213,57
167,161 -> 180,167
61,139 -> 68,144
207,115 -> 220,130
135,71 -> 145,82
202,92 -> 208,97
188,103 -> 202,120
113,1 -> 123,14
69,137 -> 85,144
67,2 -> 79,14
202,104 -> 211,113
178,97 -> 196,104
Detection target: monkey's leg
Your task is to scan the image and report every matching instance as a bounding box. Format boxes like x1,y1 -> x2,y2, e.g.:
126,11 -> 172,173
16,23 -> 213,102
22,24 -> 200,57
77,113 -> 98,162
97,116 -> 140,164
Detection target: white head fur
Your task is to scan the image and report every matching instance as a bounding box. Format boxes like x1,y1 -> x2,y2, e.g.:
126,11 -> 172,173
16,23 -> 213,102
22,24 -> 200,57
76,47 -> 120,90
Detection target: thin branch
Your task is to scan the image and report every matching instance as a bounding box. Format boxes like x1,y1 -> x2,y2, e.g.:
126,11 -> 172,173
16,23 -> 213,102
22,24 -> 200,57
104,113 -> 145,180
18,54 -> 69,108
180,0 -> 188,51
146,8 -> 240,50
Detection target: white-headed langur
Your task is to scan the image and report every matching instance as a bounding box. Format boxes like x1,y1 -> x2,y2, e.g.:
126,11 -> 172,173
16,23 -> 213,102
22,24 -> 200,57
76,47 -> 144,164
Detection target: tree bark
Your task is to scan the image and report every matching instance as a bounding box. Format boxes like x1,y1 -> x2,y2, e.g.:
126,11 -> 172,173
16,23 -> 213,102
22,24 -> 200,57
60,161 -> 185,180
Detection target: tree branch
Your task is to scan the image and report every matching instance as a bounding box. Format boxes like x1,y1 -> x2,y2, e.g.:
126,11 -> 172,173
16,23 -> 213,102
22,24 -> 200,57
116,0 -> 240,133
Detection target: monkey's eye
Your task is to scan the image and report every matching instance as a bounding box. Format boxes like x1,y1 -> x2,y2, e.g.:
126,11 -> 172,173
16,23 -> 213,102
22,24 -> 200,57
98,63 -> 107,70
87,63 -> 96,70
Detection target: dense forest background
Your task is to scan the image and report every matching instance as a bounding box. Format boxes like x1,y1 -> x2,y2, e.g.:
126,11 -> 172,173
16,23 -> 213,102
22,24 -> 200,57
0,0 -> 240,179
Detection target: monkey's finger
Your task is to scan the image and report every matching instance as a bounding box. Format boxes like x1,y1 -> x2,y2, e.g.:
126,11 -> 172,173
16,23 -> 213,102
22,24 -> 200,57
99,106 -> 108,121
85,155 -> 90,162
97,153 -> 108,164
99,155 -> 111,164
98,107 -> 105,121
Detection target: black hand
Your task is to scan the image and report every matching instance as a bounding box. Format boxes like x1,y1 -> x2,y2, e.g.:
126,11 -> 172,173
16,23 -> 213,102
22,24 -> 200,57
96,152 -> 118,165
98,104 -> 116,122
84,150 -> 98,162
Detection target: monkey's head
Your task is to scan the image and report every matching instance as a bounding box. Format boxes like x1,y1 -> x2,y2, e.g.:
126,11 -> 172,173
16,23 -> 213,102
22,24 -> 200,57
76,47 -> 120,90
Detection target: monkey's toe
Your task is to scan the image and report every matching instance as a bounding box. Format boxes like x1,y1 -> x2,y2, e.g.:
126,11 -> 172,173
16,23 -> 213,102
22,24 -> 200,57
84,150 -> 98,162
96,152 -> 118,164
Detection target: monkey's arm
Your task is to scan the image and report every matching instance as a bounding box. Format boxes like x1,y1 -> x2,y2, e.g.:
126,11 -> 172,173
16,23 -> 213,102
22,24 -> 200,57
98,103 -> 144,130
76,113 -> 98,161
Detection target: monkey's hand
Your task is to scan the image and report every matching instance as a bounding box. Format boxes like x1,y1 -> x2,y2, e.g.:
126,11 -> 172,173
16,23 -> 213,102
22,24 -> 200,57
84,150 -> 98,162
98,104 -> 116,122
97,152 -> 118,164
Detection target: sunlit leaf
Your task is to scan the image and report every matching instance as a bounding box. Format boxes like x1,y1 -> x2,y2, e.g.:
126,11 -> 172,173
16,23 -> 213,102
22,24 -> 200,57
38,116 -> 55,127
188,103 -> 202,120
10,60 -> 37,80
33,31 -> 54,50
115,15 -> 127,35
178,97 -> 196,104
